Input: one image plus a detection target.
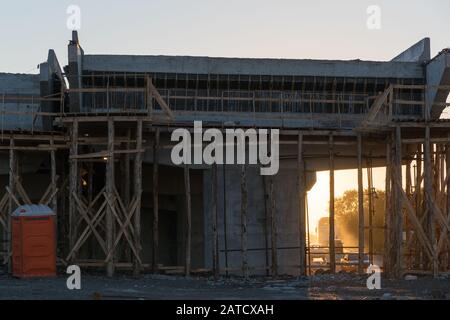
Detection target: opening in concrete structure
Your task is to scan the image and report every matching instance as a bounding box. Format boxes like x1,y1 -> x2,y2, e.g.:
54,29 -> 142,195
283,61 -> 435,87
306,167 -> 387,275
141,165 -> 204,272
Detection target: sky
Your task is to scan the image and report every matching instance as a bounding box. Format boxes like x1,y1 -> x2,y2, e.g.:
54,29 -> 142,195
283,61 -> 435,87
0,0 -> 449,73
0,1 -> 449,235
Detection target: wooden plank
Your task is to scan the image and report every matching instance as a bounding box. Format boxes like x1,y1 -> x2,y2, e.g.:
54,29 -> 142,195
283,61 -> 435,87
393,178 -> 434,260
66,196 -> 108,261
67,87 -> 146,93
184,165 -> 191,277
402,138 -> 450,144
357,134 -> 365,274
329,134 -> 336,273
72,193 -> 108,255
0,146 -> 58,151
69,149 -> 145,160
103,195 -> 141,265
148,80 -> 174,119
57,116 -> 154,123
364,85 -> 392,124
152,128 -> 160,273
14,177 -> 32,205
5,187 -> 21,208
297,133 -> 306,276
133,120 -> 143,276
0,133 -> 65,141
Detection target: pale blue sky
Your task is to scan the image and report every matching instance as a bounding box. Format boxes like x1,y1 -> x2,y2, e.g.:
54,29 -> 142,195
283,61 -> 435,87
0,0 -> 449,73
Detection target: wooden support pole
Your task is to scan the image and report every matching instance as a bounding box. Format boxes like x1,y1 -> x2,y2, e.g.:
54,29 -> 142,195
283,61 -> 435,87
152,128 -> 160,273
240,164 -> 248,280
405,159 -> 412,268
60,153 -> 67,256
384,137 -> 392,275
297,133 -> 306,276
120,139 -> 129,264
367,157 -> 374,265
87,160 -> 94,205
133,120 -> 143,276
50,148 -> 57,213
269,178 -> 278,278
262,175 -> 270,276
415,144 -> 423,269
393,126 -> 403,278
106,118 -> 115,277
446,137 -> 450,270
50,144 -> 58,254
329,134 -> 336,273
69,120 -> 78,258
222,165 -> 229,276
87,150 -> 95,261
357,134 -> 365,274
424,126 -> 438,277
123,129 -> 131,207
211,163 -> 219,280
433,145 -> 440,201
184,165 -> 191,277
7,138 -> 16,272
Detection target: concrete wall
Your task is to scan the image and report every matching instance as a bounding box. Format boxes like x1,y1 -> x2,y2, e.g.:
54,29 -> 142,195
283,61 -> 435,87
202,163 -> 315,276
39,49 -> 65,130
0,73 -> 44,131
83,55 -> 424,79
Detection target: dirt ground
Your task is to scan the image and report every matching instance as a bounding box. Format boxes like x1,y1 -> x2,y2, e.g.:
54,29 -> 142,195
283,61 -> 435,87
1,270 -> 449,300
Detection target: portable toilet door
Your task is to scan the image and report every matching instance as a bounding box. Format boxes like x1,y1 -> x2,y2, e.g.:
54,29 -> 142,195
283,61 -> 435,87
12,204 -> 56,278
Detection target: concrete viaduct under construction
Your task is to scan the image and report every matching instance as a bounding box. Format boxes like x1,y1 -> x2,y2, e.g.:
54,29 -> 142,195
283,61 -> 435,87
0,32 -> 449,279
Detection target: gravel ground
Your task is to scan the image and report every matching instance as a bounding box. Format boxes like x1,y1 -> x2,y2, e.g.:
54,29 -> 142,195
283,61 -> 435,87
0,271 -> 449,300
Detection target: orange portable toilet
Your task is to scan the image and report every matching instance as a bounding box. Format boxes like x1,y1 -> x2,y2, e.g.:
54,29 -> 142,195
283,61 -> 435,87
12,204 -> 56,278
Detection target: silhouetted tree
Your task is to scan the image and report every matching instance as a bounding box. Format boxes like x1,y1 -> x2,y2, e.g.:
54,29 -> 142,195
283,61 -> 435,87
334,189 -> 385,253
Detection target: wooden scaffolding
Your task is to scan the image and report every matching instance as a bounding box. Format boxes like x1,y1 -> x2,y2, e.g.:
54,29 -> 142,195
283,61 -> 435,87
1,82 -> 449,280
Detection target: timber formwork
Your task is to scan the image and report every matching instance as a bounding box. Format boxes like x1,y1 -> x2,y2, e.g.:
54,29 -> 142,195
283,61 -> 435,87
0,82 -> 449,279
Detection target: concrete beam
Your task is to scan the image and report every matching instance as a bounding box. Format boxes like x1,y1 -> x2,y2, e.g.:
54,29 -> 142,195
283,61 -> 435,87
68,30 -> 84,112
426,49 -> 450,119
83,55 -> 424,79
391,38 -> 430,63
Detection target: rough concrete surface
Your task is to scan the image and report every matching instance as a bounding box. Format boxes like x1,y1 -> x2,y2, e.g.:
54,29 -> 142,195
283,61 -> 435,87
0,272 -> 449,300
